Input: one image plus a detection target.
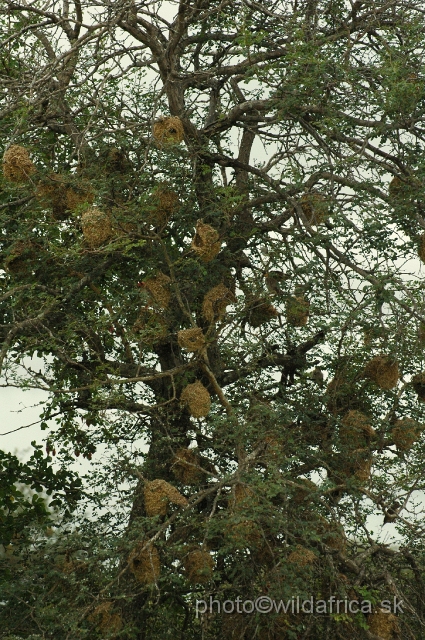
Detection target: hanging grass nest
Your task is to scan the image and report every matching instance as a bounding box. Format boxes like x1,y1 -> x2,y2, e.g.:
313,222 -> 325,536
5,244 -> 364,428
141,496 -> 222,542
36,173 -> 94,220
150,184 -> 179,226
153,116 -> 184,147
177,327 -> 206,352
129,542 -> 161,584
339,449 -> 373,482
246,297 -> 278,328
230,482 -> 257,511
81,207 -> 113,247
389,175 -> 411,200
171,448 -> 204,484
412,372 -> 425,402
292,478 -> 317,505
191,220 -> 221,262
419,233 -> 425,263
4,240 -> 40,275
181,380 -> 211,418
2,145 -> 36,183
391,417 -> 423,451
364,355 -> 399,390
286,294 -> 310,326
89,601 -> 123,634
340,410 -> 376,448
368,609 -> 400,640
133,308 -> 168,343
227,519 -> 263,549
143,272 -> 171,309
183,548 -> 214,584
287,545 -> 316,567
143,478 -> 188,517
317,518 -> 347,552
299,192 -> 329,226
202,283 -> 235,323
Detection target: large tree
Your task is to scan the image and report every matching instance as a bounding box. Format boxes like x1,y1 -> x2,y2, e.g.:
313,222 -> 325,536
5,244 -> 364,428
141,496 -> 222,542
1,0 -> 425,638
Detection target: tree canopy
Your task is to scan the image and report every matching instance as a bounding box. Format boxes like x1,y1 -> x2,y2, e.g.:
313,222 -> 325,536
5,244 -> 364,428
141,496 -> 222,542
2,1 -> 425,638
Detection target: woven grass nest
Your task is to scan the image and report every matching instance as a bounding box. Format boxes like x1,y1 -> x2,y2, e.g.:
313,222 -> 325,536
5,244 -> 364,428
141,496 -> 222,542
89,601 -> 123,633
364,355 -> 399,390
286,294 -> 310,327
292,478 -> 317,505
317,518 -> 347,552
4,240 -> 39,275
36,173 -> 94,220
191,220 -> 221,262
246,297 -> 278,328
389,175 -> 411,200
412,372 -> 425,402
340,410 -> 376,448
227,519 -> 263,549
129,542 -> 161,584
202,283 -> 235,323
143,272 -> 171,309
171,448 -> 204,484
339,449 -> 373,482
153,116 -> 184,147
133,308 -> 168,343
143,478 -> 188,517
150,184 -> 179,226
230,482 -> 257,511
391,417 -> 423,451
299,192 -> 329,226
368,608 -> 400,640
419,233 -> 425,263
81,207 -> 113,248
3,145 -> 36,183
287,545 -> 316,567
183,548 -> 214,584
177,327 -> 206,352
181,380 -> 211,417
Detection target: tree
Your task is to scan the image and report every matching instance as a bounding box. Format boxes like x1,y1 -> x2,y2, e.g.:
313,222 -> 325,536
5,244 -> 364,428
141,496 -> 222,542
1,0 -> 425,638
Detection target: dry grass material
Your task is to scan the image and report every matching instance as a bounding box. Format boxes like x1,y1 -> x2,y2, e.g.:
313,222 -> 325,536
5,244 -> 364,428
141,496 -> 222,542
419,322 -> 425,346
133,308 -> 168,343
318,519 -> 347,552
143,478 -> 188,517
37,174 -> 94,219
4,241 -> 38,275
388,175 -> 411,200
412,372 -> 425,402
191,220 -> 221,262
246,297 -> 278,328
143,272 -> 171,309
391,418 -> 423,451
129,542 -> 160,584
288,545 -> 316,567
286,295 -> 310,326
340,410 -> 376,448
171,448 -> 204,484
150,184 -> 179,226
419,233 -> 425,263
368,609 -> 400,639
202,283 -> 235,323
181,380 -> 211,418
231,483 -> 256,510
3,145 -> 36,182
81,208 -> 113,247
292,478 -> 317,505
153,116 -> 184,146
228,519 -> 263,549
300,192 -> 328,225
177,327 -> 206,352
364,355 -> 399,390
183,548 -> 214,584
89,601 -> 123,634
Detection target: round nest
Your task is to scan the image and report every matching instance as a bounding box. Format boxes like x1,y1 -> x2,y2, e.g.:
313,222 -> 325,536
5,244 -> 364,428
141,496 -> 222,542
153,116 -> 184,147
133,308 -> 168,343
391,417 -> 422,451
150,184 -> 179,226
143,478 -> 188,517
89,602 -> 123,633
81,208 -> 113,248
412,372 -> 425,402
143,272 -> 171,309
286,295 -> 310,327
317,518 -> 347,552
227,519 -> 263,549
3,145 -> 36,183
171,448 -> 204,484
368,609 -> 400,640
191,220 -> 221,262
389,175 -> 410,200
292,478 -> 317,505
246,297 -> 278,328
231,483 -> 256,511
299,192 -> 328,225
129,542 -> 161,584
4,241 -> 39,275
183,548 -> 214,584
36,174 -> 94,219
202,283 -> 235,323
177,327 -> 206,352
180,380 -> 211,418
419,233 -> 425,263
287,545 -> 316,567
340,410 -> 376,448
364,355 -> 399,390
